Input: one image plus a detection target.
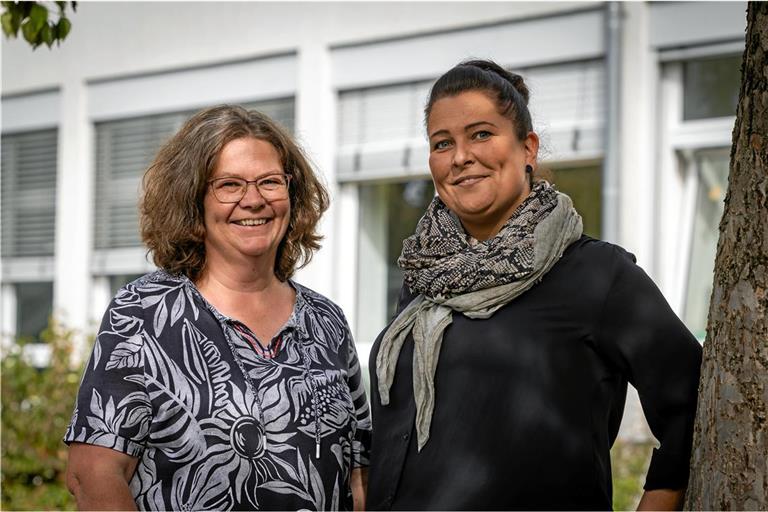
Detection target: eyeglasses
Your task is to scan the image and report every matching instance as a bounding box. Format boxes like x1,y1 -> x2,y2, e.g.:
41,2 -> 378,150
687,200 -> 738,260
208,174 -> 292,203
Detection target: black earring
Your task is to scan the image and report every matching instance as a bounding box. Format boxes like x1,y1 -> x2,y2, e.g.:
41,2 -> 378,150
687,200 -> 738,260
525,164 -> 533,173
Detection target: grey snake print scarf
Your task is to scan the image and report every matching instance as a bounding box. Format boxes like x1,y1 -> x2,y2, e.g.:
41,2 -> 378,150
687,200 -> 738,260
376,181 -> 583,451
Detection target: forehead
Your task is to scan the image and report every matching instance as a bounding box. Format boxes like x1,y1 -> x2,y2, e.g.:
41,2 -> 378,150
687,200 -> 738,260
427,90 -> 506,132
212,137 -> 283,176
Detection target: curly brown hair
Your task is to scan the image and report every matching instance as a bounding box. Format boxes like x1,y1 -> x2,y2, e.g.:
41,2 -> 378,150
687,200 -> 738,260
140,104 -> 329,281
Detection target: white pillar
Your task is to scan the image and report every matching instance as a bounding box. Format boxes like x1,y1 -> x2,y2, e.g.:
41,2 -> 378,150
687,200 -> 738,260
293,41 -> 338,300
53,78 -> 94,354
1,283 -> 17,350
618,2 -> 656,273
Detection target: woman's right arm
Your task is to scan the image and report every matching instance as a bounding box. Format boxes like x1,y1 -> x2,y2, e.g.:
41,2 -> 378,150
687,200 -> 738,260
67,443 -> 139,511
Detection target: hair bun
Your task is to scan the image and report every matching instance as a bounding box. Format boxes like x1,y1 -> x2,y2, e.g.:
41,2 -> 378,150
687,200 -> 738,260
461,59 -> 530,105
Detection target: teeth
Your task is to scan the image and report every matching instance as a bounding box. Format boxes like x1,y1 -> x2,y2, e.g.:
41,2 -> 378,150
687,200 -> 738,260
236,219 -> 268,226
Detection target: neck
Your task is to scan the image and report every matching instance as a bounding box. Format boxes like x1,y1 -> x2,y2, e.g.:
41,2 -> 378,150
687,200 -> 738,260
196,248 -> 283,296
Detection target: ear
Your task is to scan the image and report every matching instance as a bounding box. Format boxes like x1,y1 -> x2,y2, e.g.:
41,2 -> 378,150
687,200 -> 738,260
523,131 -> 540,165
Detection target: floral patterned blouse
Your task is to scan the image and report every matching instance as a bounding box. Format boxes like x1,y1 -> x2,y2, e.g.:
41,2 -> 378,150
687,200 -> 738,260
64,270 -> 372,511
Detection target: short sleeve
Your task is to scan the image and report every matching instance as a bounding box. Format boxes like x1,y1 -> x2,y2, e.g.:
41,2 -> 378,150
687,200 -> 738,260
595,248 -> 702,490
63,284 -> 152,457
344,321 -> 372,468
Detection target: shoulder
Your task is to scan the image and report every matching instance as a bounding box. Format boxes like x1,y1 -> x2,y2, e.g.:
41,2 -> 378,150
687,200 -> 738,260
565,235 -> 637,265
292,281 -> 348,324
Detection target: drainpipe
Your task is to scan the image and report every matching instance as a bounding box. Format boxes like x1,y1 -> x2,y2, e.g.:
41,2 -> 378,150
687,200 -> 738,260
602,2 -> 622,244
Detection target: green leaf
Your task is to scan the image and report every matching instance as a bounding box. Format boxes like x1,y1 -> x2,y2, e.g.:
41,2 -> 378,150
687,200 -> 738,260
21,19 -> 38,44
40,22 -> 53,47
1,11 -> 15,37
55,1 -> 66,12
28,3 -> 48,32
56,16 -> 70,39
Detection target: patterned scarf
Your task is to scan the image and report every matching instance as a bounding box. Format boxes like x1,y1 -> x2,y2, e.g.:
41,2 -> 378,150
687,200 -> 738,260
376,181 -> 583,451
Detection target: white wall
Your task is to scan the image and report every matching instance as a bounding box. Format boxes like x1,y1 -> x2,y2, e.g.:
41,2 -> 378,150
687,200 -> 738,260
1,1 -> 599,339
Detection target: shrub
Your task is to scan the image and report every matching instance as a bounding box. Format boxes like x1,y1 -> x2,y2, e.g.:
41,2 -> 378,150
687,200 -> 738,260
611,440 -> 654,511
1,321 -> 85,511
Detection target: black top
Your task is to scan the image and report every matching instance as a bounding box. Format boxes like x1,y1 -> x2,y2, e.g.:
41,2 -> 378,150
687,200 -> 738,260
367,236 -> 702,511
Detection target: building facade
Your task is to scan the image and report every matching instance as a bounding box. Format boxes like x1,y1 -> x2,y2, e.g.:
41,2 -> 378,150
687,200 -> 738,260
1,2 -> 746,431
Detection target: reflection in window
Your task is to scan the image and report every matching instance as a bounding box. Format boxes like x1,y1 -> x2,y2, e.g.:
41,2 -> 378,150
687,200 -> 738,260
15,282 -> 53,343
109,273 -> 145,295
548,164 -> 602,239
357,179 -> 435,346
683,55 -> 741,121
683,149 -> 729,340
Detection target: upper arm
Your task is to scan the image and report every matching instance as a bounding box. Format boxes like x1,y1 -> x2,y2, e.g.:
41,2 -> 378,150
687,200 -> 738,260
340,309 -> 372,468
595,250 -> 702,489
63,286 -> 152,457
67,442 -> 139,486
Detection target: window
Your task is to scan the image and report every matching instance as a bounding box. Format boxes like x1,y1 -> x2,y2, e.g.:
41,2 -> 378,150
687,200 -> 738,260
15,282 -> 53,343
1,130 -> 58,258
356,179 -> 435,346
547,164 -> 602,239
109,273 -> 145,295
93,98 -> 295,250
683,149 -> 729,340
337,82 -> 431,179
683,55 -> 741,121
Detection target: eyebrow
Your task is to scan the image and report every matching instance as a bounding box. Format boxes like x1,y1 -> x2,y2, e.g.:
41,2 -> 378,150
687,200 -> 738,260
211,171 -> 285,180
429,121 -> 498,139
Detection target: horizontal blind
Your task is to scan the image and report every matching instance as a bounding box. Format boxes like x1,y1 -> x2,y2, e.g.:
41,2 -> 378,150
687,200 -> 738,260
94,99 -> 295,250
523,60 -> 605,160
1,129 -> 58,257
337,82 -> 431,179
336,60 -> 605,181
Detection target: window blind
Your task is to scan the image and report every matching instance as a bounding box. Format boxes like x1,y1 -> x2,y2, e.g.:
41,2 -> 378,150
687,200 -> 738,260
336,60 -> 605,181
1,129 -> 58,257
93,98 -> 295,250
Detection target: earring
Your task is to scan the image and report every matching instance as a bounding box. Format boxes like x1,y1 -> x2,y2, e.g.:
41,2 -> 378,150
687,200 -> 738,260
525,164 -> 533,173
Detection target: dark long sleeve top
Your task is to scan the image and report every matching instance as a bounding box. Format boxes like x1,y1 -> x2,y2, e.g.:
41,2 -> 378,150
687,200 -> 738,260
367,236 -> 702,510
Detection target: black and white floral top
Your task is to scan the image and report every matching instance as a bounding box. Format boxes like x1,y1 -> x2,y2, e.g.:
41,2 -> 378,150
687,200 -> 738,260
64,270 -> 372,511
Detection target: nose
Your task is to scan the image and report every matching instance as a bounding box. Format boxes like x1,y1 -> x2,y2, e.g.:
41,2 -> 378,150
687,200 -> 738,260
238,182 -> 266,208
451,140 -> 474,170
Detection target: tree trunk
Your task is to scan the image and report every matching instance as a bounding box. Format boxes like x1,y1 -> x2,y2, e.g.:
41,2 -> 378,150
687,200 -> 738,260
685,3 -> 768,510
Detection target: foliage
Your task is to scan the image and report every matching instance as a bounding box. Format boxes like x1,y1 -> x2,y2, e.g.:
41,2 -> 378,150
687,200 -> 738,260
1,321 -> 85,511
611,441 -> 653,511
1,1 -> 76,49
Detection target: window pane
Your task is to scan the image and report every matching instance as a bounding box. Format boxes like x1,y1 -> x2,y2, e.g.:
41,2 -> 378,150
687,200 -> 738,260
16,282 -> 53,342
548,164 -> 602,239
357,179 -> 434,342
683,55 -> 741,121
1,130 -> 58,257
684,149 -> 729,340
109,273 -> 145,295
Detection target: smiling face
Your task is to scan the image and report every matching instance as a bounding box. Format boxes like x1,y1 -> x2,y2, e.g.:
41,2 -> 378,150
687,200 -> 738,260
203,137 -> 291,272
427,90 -> 539,241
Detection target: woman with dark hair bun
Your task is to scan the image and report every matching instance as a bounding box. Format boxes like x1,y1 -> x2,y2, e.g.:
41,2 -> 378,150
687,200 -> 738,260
367,60 -> 701,510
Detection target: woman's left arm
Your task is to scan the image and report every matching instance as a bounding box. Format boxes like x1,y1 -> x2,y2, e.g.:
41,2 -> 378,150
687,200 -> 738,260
351,467 -> 369,511
342,315 -> 373,510
637,488 -> 684,511
595,248 -> 702,509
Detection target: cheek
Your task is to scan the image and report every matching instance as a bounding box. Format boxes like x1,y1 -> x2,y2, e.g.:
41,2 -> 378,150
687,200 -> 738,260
428,153 -> 451,185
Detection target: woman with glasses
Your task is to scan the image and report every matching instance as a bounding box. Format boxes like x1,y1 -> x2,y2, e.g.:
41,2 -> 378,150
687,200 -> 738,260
367,60 -> 702,510
64,105 -> 371,511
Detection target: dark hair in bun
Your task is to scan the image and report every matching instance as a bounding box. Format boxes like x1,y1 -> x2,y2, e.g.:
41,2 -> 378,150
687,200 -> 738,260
424,59 -> 533,141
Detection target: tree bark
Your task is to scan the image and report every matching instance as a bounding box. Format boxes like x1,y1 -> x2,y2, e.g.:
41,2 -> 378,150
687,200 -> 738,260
685,3 -> 768,510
